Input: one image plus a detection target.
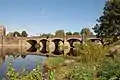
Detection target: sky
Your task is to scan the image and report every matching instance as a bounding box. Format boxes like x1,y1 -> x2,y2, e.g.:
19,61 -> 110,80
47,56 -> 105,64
0,0 -> 106,36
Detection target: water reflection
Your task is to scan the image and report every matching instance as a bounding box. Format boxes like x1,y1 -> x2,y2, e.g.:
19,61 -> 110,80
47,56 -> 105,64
0,47 -> 46,78
0,45 -> 76,78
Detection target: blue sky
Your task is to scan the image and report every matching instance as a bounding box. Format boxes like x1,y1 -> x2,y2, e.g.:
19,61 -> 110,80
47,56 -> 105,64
0,0 -> 106,36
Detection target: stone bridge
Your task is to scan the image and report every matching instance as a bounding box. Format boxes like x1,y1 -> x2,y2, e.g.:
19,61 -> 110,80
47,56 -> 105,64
0,36 -> 101,55
20,37 -> 83,52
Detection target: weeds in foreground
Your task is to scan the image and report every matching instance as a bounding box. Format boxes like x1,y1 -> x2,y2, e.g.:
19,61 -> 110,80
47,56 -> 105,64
98,56 -> 120,80
6,62 -> 56,80
65,63 -> 94,80
6,62 -> 42,80
74,41 -> 108,62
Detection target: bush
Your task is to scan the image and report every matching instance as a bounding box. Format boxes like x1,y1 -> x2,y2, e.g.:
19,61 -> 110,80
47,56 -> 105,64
98,56 -> 120,80
74,41 -> 108,62
65,63 -> 95,80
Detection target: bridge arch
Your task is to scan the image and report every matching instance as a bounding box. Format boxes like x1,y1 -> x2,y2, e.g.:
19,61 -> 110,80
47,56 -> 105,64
67,38 -> 82,47
67,38 -> 82,56
26,40 -> 37,46
52,38 -> 64,55
87,38 -> 102,44
26,40 -> 37,52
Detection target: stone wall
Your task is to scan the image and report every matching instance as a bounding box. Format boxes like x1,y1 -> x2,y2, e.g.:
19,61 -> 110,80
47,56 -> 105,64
0,37 -> 21,48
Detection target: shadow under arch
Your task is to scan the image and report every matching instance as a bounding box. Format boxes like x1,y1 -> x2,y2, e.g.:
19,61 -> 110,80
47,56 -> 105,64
26,40 -> 37,52
52,39 -> 64,55
67,38 -> 82,56
39,39 -> 48,53
67,38 -> 82,48
21,55 -> 27,59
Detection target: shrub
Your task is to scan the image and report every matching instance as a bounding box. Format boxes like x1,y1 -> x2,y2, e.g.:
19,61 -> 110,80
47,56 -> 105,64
74,41 -> 108,62
64,63 -> 94,80
98,56 -> 120,80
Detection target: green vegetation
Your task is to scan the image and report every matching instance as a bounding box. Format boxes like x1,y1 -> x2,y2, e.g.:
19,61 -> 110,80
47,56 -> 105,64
5,41 -> 120,80
4,0 -> 120,80
98,56 -> 120,80
73,32 -> 80,35
6,62 -> 56,80
7,31 -> 28,37
55,29 -> 65,37
21,31 -> 28,37
40,33 -> 53,38
74,41 -> 108,62
66,31 -> 72,35
65,63 -> 94,80
6,62 -> 42,80
80,28 -> 94,37
44,57 -> 65,67
93,0 -> 120,45
13,31 -> 21,37
44,41 -> 120,80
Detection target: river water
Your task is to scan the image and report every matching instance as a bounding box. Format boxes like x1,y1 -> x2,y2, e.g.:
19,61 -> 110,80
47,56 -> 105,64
0,45 -> 75,79
0,47 -> 47,79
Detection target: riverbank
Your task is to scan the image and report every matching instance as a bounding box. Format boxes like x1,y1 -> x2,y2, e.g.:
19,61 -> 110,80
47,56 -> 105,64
44,54 -> 120,80
4,41 -> 120,80
43,42 -> 120,80
44,56 -> 83,80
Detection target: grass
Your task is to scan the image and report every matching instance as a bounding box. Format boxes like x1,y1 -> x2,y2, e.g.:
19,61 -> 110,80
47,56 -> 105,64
44,57 -> 66,67
44,57 -> 98,80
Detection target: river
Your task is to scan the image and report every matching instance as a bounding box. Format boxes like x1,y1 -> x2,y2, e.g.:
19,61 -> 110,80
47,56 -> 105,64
0,47 -> 47,79
0,45 -> 75,79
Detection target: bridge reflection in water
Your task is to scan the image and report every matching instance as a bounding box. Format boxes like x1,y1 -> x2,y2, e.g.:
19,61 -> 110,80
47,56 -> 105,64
0,47 -> 47,78
0,45 -> 77,78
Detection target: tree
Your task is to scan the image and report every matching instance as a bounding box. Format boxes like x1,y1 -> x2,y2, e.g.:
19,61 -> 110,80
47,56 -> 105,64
66,31 -> 72,35
55,30 -> 65,37
80,28 -> 93,37
13,31 -> 20,37
93,0 -> 120,45
40,33 -> 53,38
73,32 -> 80,35
7,32 -> 14,37
21,31 -> 28,37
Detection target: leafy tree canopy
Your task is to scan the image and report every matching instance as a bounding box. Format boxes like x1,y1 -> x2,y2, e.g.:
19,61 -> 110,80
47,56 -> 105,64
80,28 -> 93,37
7,32 -> 14,37
55,29 -> 65,37
73,32 -> 80,35
21,31 -> 28,37
40,33 -> 53,38
13,31 -> 20,37
66,31 -> 72,35
93,0 -> 120,45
